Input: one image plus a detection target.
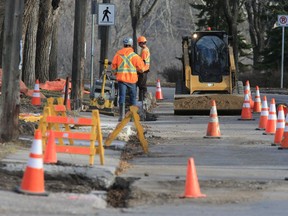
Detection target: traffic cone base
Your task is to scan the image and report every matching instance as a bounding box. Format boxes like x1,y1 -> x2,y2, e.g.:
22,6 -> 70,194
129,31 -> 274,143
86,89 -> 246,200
278,136 -> 288,150
263,131 -> 276,135
182,158 -> 206,198
16,168 -> 47,196
255,128 -> 265,131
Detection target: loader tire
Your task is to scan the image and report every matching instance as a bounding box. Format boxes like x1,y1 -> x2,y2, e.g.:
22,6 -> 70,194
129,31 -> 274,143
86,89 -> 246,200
233,81 -> 244,95
237,81 -> 244,95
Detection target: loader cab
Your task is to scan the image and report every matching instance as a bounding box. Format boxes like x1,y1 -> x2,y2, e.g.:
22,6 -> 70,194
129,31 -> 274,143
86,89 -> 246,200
189,31 -> 230,83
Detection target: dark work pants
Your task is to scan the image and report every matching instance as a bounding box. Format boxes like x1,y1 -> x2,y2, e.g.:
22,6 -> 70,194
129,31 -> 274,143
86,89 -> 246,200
137,72 -> 148,101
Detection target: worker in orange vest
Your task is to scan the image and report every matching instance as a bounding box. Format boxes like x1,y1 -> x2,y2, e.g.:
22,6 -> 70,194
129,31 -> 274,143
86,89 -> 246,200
137,36 -> 150,101
112,37 -> 145,121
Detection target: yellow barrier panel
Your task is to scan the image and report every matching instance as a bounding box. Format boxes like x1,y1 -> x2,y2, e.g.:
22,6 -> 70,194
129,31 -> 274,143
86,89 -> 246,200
105,106 -> 148,153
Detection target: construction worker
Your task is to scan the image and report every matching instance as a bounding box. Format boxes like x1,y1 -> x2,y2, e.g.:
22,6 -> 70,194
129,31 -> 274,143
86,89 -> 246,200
137,36 -> 150,101
112,37 -> 145,121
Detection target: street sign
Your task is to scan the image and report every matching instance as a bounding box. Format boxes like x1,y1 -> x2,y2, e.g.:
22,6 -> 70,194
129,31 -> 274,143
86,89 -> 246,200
278,15 -> 288,27
277,15 -> 288,88
98,3 -> 115,26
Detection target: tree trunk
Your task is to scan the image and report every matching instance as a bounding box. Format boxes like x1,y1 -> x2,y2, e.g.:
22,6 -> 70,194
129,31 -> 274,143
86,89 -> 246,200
245,0 -> 265,66
22,0 -> 39,87
0,0 -> 24,142
49,8 -> 60,81
35,0 -> 53,82
223,0 -> 239,74
71,0 -> 87,110
130,0 -> 140,53
0,1 -> 5,68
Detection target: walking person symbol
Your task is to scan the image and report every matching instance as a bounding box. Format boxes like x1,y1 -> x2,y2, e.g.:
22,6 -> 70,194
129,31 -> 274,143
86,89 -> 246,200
102,7 -> 111,22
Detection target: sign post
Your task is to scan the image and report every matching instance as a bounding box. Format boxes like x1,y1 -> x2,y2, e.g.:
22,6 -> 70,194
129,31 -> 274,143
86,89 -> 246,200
277,15 -> 288,88
90,0 -> 97,91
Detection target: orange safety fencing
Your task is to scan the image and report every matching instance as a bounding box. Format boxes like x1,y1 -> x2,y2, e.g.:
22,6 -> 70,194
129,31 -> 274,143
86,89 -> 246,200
39,78 -> 89,94
0,69 -> 89,98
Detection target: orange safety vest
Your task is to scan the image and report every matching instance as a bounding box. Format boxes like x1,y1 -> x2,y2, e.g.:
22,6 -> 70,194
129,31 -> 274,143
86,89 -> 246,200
112,47 -> 144,83
140,46 -> 150,72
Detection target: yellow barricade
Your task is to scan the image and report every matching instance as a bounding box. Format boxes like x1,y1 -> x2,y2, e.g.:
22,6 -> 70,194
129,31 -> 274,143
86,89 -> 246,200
39,105 -> 104,166
105,106 -> 148,153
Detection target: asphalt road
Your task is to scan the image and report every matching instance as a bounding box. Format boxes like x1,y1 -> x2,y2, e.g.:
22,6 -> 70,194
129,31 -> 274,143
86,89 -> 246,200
97,87 -> 288,215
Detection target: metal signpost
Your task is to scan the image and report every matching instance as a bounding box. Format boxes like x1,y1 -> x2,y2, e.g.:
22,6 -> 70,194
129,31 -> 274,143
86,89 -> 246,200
90,0 -> 97,91
278,15 -> 288,88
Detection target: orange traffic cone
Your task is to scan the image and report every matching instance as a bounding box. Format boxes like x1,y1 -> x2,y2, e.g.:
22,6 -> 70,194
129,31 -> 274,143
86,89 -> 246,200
44,130 -> 57,164
263,98 -> 277,135
155,79 -> 164,100
256,96 -> 269,130
279,115 -> 288,150
62,85 -> 71,111
204,100 -> 221,138
253,86 -> 261,113
182,158 -> 206,198
245,80 -> 254,109
31,79 -> 41,106
272,105 -> 285,146
16,129 -> 47,195
239,92 -> 254,120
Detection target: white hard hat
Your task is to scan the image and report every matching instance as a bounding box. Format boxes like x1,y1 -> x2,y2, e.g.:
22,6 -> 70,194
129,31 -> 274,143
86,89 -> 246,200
123,37 -> 133,46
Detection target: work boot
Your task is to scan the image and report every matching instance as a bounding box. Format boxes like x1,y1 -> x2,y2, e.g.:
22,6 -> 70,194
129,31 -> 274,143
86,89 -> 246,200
118,104 -> 125,122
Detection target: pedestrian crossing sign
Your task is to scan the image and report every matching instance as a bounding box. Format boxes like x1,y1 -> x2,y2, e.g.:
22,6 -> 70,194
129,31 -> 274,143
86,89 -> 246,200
98,3 -> 115,26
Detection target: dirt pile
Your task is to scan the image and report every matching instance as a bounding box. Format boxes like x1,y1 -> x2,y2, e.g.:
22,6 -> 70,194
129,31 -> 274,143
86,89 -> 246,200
174,94 -> 244,111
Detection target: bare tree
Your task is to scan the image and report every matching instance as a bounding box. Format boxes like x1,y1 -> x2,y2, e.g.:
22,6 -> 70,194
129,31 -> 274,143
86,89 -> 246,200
71,0 -> 87,110
49,2 -> 61,81
22,0 -> 39,87
244,0 -> 266,66
35,0 -> 54,82
222,0 -> 242,74
129,0 -> 159,53
0,0 -> 24,142
0,0 -> 5,68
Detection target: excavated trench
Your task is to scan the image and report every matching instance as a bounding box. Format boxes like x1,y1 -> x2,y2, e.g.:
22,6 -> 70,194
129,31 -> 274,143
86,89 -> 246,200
0,163 -> 137,208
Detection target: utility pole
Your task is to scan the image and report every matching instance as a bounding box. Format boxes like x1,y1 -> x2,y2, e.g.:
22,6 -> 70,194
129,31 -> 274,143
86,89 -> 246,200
71,0 -> 87,110
99,0 -> 111,77
0,0 -> 24,142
